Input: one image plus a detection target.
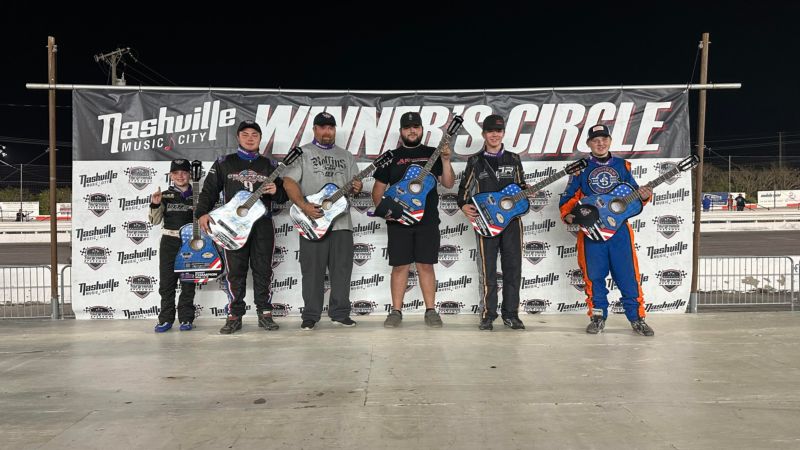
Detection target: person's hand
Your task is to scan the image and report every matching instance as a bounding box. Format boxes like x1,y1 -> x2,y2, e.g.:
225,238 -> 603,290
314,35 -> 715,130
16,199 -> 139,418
261,182 -> 276,195
198,214 -> 214,234
461,204 -> 478,219
301,201 -> 324,219
151,187 -> 162,204
350,180 -> 363,194
563,214 -> 575,224
441,140 -> 452,162
638,186 -> 653,201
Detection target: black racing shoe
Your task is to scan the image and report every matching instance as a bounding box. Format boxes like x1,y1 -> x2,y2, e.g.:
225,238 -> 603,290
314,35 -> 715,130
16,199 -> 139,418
301,319 -> 316,331
586,316 -> 606,334
631,319 -> 654,336
219,316 -> 242,335
331,317 -> 357,327
478,317 -> 494,331
502,316 -> 525,330
258,313 -> 279,331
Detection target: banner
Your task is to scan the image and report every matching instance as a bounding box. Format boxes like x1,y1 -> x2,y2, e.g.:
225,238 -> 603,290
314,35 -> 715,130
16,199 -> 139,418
71,89 -> 692,320
758,190 -> 800,208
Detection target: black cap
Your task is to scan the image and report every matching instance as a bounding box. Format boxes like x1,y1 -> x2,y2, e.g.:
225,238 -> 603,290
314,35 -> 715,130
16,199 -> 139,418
482,114 -> 505,131
170,158 -> 191,173
400,111 -> 422,128
569,203 -> 600,226
313,112 -> 337,127
237,120 -> 262,134
586,124 -> 611,140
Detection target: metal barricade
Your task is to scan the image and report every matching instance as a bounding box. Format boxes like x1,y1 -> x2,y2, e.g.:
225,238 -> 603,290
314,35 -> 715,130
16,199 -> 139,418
60,264 -> 72,318
697,256 -> 797,311
0,265 -> 54,319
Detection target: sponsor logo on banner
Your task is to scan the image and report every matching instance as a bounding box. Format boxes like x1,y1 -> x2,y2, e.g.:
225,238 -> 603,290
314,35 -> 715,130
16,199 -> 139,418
271,202 -> 289,216
351,274 -> 384,290
123,306 -> 160,319
557,244 -> 577,259
523,218 -> 556,236
495,272 -> 504,291
652,188 -> 691,206
117,195 -> 153,212
653,215 -> 684,239
607,274 -> 649,291
630,218 -> 647,233
646,241 -> 689,259
524,167 -> 557,183
439,193 -> 460,216
127,275 -> 157,298
353,243 -> 375,266
122,221 -> 153,244
436,275 -> 472,292
406,269 -> 418,292
272,246 -> 287,268
630,165 -> 648,179
84,193 -> 112,217
350,192 -> 373,213
521,299 -> 551,314
436,300 -> 465,314
352,300 -> 378,315
271,303 -> 292,317
521,273 -> 560,289
97,100 -> 237,154
523,241 -> 550,265
567,269 -> 586,291
124,166 -> 157,190
657,269 -> 687,292
210,304 -> 252,317
528,190 -> 552,212
646,299 -> 687,312
557,301 -> 588,312
117,247 -> 158,265
80,170 -> 118,188
79,278 -> 119,296
384,299 -> 423,312
81,246 -> 112,270
610,301 -> 625,314
440,223 -> 469,239
565,223 -> 581,237
438,244 -> 462,268
75,224 -> 117,242
352,221 -> 382,237
85,305 -> 115,319
272,276 -> 299,293
275,223 -> 294,237
654,161 -> 680,185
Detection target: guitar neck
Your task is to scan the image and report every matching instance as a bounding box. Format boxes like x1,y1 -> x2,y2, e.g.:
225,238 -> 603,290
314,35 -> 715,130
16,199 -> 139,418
512,168 -> 567,202
242,162 -> 286,209
328,162 -> 376,204
191,180 -> 201,239
622,166 -> 682,204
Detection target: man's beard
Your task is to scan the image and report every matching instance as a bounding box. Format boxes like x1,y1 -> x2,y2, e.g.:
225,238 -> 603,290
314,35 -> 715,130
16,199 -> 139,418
401,134 -> 422,147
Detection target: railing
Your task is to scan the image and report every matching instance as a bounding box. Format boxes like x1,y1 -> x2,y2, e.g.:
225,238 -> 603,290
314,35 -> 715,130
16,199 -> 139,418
696,256 -> 797,311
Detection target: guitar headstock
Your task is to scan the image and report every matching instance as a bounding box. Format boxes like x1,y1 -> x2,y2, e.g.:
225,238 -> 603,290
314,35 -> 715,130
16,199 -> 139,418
282,146 -> 303,166
678,154 -> 700,172
190,160 -> 203,182
374,150 -> 394,169
446,115 -> 464,136
565,158 -> 589,175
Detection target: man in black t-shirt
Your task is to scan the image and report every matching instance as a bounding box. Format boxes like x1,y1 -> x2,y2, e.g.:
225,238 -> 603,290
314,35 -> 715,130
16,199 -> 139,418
372,111 -> 455,328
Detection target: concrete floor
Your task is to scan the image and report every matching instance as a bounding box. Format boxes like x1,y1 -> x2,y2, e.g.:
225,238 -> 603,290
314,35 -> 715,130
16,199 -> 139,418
1,313 -> 799,450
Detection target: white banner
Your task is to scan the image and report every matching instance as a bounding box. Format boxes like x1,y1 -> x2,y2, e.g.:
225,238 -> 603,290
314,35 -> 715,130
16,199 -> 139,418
757,190 -> 800,208
0,202 -> 39,221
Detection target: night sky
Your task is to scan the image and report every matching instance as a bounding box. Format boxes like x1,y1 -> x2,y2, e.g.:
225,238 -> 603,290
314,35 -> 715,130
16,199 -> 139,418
1,3 -> 798,173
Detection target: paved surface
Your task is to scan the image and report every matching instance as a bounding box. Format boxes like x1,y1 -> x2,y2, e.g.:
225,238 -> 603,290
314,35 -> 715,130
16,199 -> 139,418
1,313 -> 798,449
0,243 -> 71,265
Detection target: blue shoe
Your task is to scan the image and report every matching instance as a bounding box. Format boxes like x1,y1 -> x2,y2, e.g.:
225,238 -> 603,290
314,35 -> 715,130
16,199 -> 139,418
154,322 -> 172,333
179,322 -> 193,331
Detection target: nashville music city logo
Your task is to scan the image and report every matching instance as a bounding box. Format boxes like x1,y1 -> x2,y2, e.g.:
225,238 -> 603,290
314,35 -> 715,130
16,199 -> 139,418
80,170 -> 118,188
353,243 -> 376,266
646,299 -> 688,312
438,193 -> 460,216
557,244 -> 577,259
440,223 -> 469,239
352,221 -> 382,237
630,218 -> 647,233
523,241 -> 550,265
384,299 -> 424,312
652,188 -> 691,206
646,241 -> 689,259
524,218 -> 556,236
275,223 -> 294,237
524,167 -> 557,183
124,166 -> 157,190
75,225 -> 116,242
351,274 -> 384,290
81,246 -> 112,270
607,274 -> 649,291
118,194 -> 152,212
84,193 -> 112,217
123,306 -> 160,319
630,165 -> 648,179
118,248 -> 158,265
438,245 -> 462,268
521,272 -> 560,289
557,300 -> 589,312
653,215 -> 684,239
657,269 -> 687,292
79,278 -> 119,296
122,221 -> 153,244
127,275 -> 157,298
272,275 -> 299,293
436,275 -> 472,292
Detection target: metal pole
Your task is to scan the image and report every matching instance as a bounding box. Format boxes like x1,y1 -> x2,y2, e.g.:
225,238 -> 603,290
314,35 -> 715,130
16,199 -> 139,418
19,164 -> 23,216
690,33 -> 711,313
728,156 -> 731,195
779,131 -> 783,170
47,36 -> 60,320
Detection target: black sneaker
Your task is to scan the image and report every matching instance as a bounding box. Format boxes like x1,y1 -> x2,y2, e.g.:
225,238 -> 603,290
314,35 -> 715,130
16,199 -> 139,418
384,310 -> 402,328
586,316 -> 605,334
478,317 -> 493,331
331,317 -> 357,327
631,319 -> 654,336
258,313 -> 279,331
502,316 -> 525,330
301,319 -> 316,331
219,316 -> 242,335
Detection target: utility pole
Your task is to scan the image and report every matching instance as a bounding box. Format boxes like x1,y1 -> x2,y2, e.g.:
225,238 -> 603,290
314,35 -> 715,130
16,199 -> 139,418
728,155 -> 731,194
48,36 -> 60,319
690,33 -> 710,313
94,47 -> 130,86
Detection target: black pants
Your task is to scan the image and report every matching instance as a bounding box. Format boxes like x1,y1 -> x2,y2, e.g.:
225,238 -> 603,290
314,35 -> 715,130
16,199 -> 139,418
475,218 -> 522,320
158,235 -> 196,324
220,217 -> 275,317
299,230 -> 354,322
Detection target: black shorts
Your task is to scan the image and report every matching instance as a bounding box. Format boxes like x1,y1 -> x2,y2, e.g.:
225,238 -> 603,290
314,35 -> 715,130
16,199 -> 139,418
386,222 -> 440,266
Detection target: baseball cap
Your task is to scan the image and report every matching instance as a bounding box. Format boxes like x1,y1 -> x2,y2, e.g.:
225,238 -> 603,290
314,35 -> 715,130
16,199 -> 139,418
237,120 -> 262,134
170,158 -> 191,173
586,124 -> 611,140
400,111 -> 422,128
313,112 -> 337,127
482,114 -> 505,131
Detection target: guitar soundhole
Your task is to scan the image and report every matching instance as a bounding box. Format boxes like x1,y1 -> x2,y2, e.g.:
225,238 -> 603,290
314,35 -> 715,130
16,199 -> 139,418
609,199 -> 626,214
409,182 -> 422,194
321,200 -> 332,210
499,198 -> 514,211
190,239 -> 204,251
236,206 -> 249,217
